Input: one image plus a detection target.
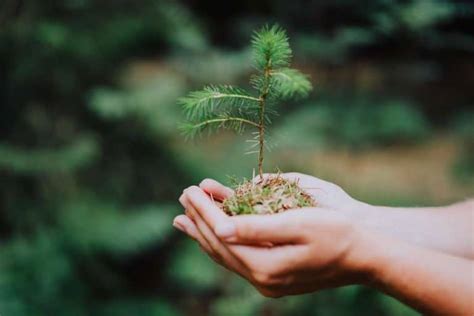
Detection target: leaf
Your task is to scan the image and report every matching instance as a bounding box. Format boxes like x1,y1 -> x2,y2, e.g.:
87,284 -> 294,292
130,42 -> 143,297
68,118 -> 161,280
270,68 -> 312,99
180,116 -> 259,139
179,85 -> 262,138
179,85 -> 259,121
0,137 -> 99,174
251,24 -> 292,70
60,201 -> 178,255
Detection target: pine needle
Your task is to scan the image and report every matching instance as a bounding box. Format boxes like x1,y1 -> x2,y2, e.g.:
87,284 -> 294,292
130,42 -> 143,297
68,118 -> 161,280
179,24 -> 313,179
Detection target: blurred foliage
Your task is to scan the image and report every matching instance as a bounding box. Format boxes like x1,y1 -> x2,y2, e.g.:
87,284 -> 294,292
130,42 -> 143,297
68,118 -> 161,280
452,110 -> 474,183
275,97 -> 431,150
90,72 -> 185,136
0,136 -> 99,174
1,0 -> 473,315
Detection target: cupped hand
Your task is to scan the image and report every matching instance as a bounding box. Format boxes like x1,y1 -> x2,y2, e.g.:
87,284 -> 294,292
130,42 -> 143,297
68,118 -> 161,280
273,172 -> 367,213
174,174 -> 372,297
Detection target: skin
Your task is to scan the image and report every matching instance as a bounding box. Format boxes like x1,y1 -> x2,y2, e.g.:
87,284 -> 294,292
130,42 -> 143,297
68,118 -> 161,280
174,173 -> 474,315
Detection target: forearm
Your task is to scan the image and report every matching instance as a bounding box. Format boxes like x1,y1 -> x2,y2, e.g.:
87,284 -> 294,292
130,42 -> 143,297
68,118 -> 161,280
354,230 -> 474,315
349,199 -> 474,258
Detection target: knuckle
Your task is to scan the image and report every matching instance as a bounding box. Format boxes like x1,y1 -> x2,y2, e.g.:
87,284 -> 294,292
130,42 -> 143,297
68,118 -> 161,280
184,209 -> 194,220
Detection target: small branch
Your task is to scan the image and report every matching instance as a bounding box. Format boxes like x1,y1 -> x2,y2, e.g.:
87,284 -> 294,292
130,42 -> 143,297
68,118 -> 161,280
190,117 -> 260,129
269,70 -> 291,80
195,93 -> 260,104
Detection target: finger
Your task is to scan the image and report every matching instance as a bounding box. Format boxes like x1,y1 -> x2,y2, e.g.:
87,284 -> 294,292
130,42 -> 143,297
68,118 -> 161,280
230,243 -> 307,277
173,215 -> 200,240
180,190 -> 243,267
199,178 -> 234,201
184,197 -> 249,278
178,201 -> 270,248
179,191 -> 189,209
175,213 -> 222,264
215,209 -> 310,244
183,186 -> 229,228
173,214 -> 216,258
191,210 -> 250,278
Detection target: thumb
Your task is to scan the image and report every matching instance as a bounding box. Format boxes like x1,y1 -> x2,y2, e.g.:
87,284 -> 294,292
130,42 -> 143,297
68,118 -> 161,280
214,210 -> 307,244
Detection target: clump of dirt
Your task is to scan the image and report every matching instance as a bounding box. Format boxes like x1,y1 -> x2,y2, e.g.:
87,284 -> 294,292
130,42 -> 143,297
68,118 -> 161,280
222,175 -> 316,215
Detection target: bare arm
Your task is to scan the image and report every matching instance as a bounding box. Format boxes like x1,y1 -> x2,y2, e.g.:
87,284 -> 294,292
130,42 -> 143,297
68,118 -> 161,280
358,230 -> 474,315
351,199 -> 474,259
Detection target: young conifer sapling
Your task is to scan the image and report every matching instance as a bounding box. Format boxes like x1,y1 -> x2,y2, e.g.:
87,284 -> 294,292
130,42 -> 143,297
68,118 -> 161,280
179,25 -> 316,215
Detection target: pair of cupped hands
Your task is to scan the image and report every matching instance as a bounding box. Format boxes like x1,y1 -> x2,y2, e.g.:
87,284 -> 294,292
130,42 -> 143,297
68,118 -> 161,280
175,173 -> 372,297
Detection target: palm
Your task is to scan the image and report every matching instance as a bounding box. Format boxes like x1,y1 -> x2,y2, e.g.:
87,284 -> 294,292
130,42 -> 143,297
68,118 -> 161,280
279,173 -> 359,211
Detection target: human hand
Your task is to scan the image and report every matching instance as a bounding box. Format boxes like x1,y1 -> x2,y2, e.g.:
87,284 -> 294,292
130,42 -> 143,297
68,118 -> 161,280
174,175 -> 474,314
200,172 -> 368,220
174,179 -> 372,297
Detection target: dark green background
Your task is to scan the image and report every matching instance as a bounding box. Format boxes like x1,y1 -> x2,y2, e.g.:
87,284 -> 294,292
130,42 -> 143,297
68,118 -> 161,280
1,1 -> 473,315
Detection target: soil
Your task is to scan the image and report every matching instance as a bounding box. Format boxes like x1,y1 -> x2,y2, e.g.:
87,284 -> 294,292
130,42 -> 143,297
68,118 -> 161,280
222,175 -> 316,215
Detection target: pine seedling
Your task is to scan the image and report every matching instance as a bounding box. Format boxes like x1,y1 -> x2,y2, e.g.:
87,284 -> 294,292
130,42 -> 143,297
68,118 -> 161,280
179,24 -> 316,215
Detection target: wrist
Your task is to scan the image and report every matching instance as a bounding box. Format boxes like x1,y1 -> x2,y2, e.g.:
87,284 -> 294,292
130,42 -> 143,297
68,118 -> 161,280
343,224 -> 384,286
346,226 -> 415,290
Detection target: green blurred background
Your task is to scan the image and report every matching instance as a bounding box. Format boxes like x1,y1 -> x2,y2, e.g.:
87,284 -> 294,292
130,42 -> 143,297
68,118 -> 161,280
1,0 -> 473,315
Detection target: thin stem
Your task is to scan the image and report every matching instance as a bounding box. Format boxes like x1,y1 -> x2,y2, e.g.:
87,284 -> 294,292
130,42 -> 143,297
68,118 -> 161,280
258,63 -> 272,180
195,93 -> 260,104
191,117 -> 260,129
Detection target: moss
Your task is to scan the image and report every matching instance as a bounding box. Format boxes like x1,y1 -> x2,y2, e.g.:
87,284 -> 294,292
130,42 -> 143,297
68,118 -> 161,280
222,175 -> 316,215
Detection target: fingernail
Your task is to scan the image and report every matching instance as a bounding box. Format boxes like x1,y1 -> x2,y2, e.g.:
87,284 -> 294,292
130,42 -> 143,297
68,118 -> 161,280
173,221 -> 186,233
215,222 -> 236,239
179,197 -> 190,211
